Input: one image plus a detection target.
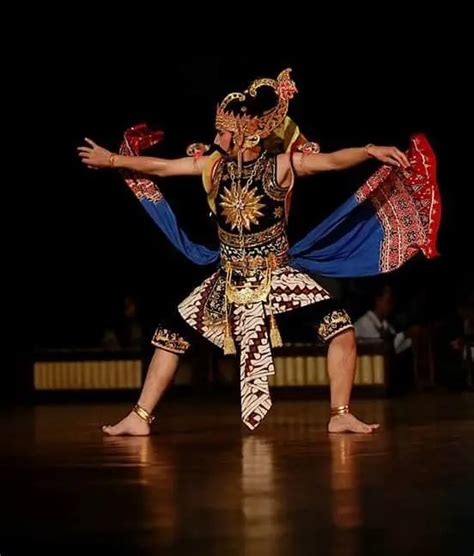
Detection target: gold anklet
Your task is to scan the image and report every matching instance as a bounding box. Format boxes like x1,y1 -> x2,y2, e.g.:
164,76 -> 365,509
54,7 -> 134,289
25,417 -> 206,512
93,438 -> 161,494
133,404 -> 155,425
330,404 -> 350,416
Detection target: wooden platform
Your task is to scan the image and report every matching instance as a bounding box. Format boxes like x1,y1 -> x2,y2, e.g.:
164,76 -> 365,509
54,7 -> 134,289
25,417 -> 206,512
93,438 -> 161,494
1,391 -> 473,555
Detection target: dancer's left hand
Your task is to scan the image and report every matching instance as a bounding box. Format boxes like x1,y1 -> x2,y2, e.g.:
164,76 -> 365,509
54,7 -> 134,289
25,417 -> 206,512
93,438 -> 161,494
368,145 -> 410,168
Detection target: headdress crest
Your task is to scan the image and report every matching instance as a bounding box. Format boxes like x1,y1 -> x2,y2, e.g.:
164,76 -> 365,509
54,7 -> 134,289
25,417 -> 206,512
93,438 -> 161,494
215,68 -> 297,149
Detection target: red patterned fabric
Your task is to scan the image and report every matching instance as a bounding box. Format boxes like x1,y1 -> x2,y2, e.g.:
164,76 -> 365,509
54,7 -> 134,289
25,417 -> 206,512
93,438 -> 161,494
123,123 -> 164,154
355,134 -> 441,271
119,124 -> 165,204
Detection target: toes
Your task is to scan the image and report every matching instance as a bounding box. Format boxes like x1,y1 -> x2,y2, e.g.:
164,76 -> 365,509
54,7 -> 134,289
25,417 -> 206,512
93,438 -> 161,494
354,422 -> 373,433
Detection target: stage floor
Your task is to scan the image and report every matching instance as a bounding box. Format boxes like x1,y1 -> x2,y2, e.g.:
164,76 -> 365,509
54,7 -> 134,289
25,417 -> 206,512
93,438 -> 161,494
1,391 -> 473,555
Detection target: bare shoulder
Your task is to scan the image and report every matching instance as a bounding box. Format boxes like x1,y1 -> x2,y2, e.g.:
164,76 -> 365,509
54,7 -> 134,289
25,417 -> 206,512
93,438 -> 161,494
276,153 -> 292,188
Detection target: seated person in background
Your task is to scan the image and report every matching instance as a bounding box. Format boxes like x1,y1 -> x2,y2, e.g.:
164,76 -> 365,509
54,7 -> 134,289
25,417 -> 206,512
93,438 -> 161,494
355,284 -> 412,355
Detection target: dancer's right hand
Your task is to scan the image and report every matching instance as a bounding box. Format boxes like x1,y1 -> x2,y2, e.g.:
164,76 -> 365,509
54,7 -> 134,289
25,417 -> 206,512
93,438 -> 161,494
77,138 -> 114,169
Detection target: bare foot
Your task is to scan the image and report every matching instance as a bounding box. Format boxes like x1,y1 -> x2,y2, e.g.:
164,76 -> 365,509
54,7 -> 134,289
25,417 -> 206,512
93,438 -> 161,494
102,411 -> 151,436
327,413 -> 380,434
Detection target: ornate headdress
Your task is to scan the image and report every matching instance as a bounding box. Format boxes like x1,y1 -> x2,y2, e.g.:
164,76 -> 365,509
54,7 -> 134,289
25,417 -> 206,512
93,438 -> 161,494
188,69 -> 319,162
215,68 -> 298,151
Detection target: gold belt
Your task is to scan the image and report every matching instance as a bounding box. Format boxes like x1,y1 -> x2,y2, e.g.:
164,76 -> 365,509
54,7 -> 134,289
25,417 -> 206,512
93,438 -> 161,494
218,222 -> 286,249
221,252 -> 288,273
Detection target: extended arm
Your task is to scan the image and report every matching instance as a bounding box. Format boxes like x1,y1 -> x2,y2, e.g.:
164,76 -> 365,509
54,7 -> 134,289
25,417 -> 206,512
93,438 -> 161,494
78,138 -> 208,177
291,144 -> 410,177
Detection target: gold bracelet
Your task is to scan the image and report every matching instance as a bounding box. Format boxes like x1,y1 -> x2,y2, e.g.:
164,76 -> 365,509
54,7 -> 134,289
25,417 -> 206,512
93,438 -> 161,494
364,144 -> 375,158
109,153 -> 118,167
330,404 -> 350,416
133,404 -> 155,425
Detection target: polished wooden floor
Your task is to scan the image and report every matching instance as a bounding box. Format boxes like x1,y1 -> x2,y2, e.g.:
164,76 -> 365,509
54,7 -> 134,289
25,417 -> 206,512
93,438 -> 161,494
1,391 -> 473,555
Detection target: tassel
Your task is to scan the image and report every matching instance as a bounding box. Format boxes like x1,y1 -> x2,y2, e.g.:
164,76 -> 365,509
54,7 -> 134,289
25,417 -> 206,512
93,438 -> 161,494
269,313 -> 283,348
223,262 -> 236,355
223,322 -> 237,355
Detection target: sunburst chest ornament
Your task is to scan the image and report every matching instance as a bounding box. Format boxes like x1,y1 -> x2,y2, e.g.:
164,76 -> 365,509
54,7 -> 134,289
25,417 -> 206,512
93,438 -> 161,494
219,183 -> 265,232
219,154 -> 268,233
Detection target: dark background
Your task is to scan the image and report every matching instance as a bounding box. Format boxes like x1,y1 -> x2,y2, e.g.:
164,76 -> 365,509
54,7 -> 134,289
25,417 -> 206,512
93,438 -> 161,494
22,54 -> 471,351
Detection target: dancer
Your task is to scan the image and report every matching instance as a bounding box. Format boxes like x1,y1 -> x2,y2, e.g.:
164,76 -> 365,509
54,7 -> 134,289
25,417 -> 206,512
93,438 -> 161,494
78,69 -> 440,434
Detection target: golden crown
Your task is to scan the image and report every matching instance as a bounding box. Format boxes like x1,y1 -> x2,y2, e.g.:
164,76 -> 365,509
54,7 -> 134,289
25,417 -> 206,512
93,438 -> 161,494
215,68 -> 297,147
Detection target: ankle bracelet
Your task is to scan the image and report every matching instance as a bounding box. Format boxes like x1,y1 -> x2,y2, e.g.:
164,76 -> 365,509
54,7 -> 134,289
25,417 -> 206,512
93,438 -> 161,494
330,404 -> 350,417
133,404 -> 155,425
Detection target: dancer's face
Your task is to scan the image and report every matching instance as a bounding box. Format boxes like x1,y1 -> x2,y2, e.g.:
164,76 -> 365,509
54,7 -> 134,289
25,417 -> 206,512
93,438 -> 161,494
213,130 -> 260,160
214,130 -> 233,153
